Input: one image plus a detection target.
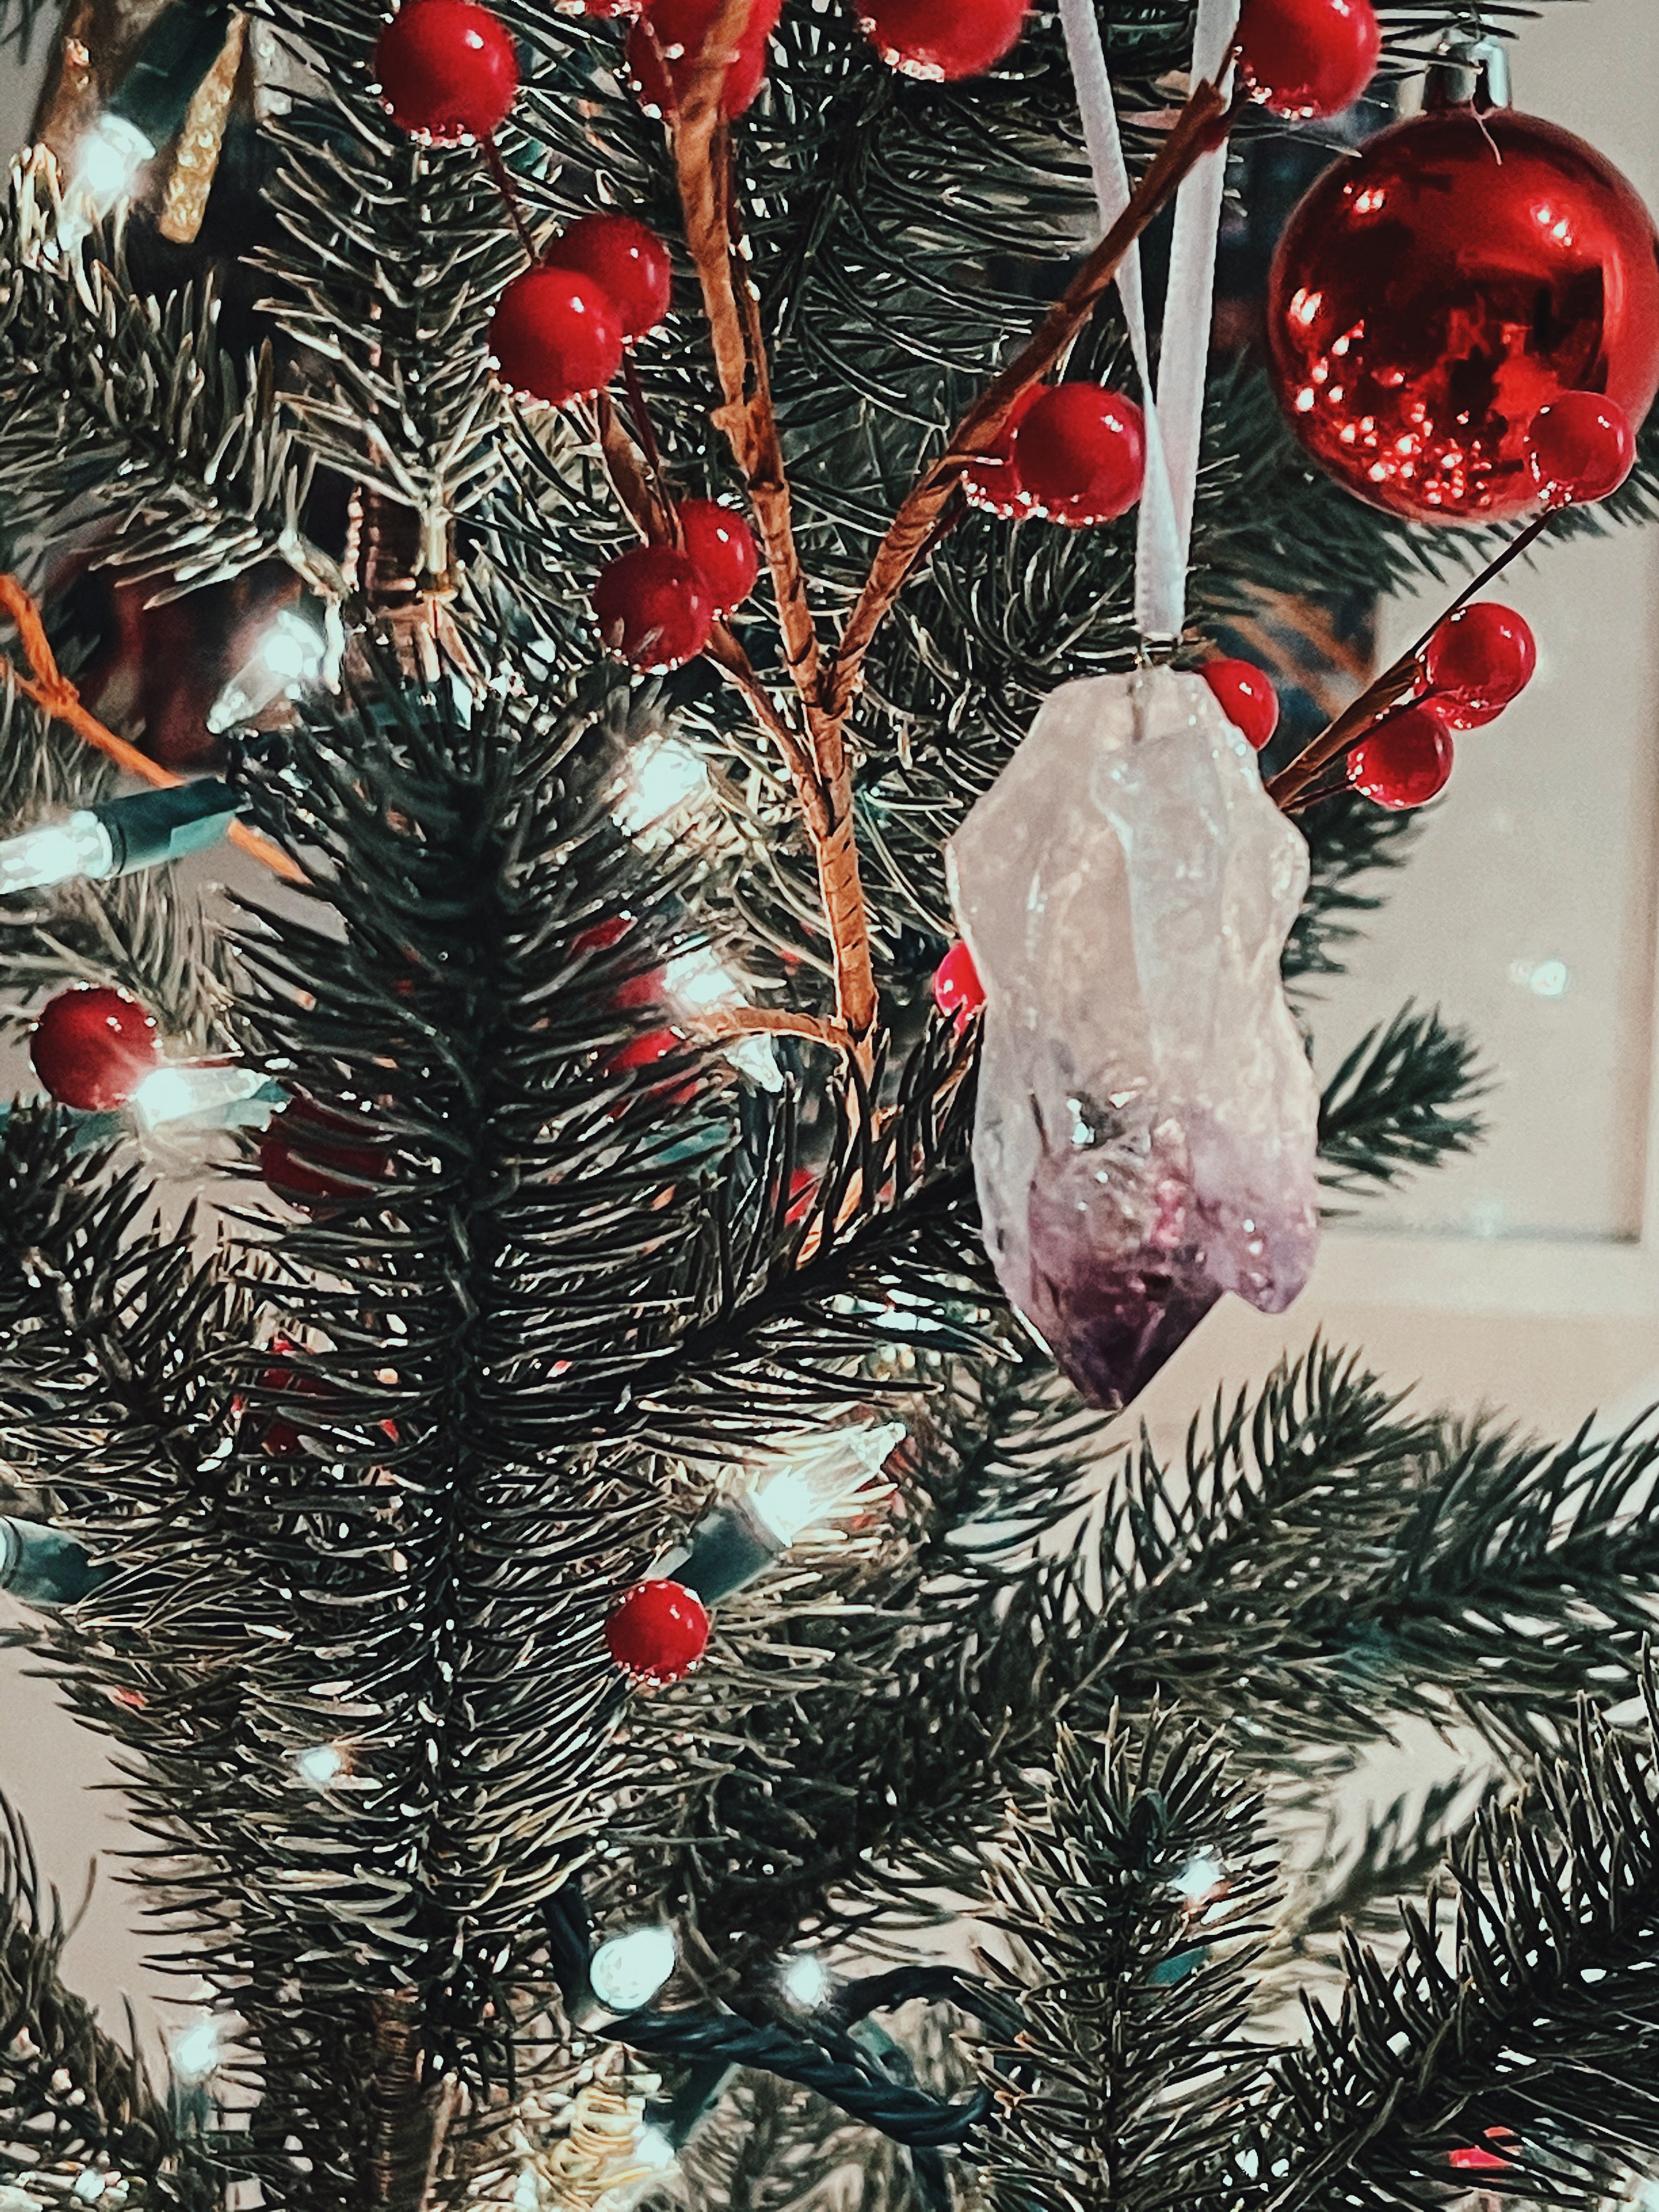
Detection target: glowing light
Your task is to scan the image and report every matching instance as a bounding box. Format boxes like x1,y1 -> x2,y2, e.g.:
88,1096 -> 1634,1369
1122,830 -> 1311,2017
294,1742 -> 347,1786
781,1951 -> 830,2007
611,732 -> 711,840
1173,1852 -> 1225,1903
1353,187 -> 1386,216
0,811 -> 114,894
207,610 -> 329,734
752,1422 -> 905,1548
170,2017 -> 223,2085
60,113 -> 154,246
1289,287 -> 1321,328
1526,958 -> 1570,999
664,949 -> 782,1092
589,1925 -> 678,2012
1295,388 -> 1316,414
131,1063 -> 273,1131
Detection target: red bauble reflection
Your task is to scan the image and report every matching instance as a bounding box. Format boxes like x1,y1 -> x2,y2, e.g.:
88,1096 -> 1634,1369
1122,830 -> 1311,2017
604,1578 -> 710,1683
1350,706 -> 1455,810
1267,105 -> 1659,523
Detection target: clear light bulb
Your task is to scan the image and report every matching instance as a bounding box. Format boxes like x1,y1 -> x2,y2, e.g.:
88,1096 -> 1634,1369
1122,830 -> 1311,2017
293,1743 -> 347,1787
130,1064 -> 278,1132
0,811 -> 115,895
588,1925 -> 678,2013
751,1423 -> 906,1548
663,949 -> 782,1092
59,113 -> 154,248
207,609 -> 329,733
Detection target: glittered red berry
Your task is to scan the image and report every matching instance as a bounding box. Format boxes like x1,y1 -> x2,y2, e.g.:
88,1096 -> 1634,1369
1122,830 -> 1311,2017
1015,385 -> 1146,527
261,1096 -> 388,1211
546,213 -> 673,343
1350,704 -> 1454,810
677,500 -> 760,615
605,1578 -> 710,1682
1526,393 -> 1638,506
1201,659 -> 1280,751
1236,0 -> 1379,120
628,0 -> 781,117
933,940 -> 984,1023
859,0 -> 1028,81
31,986 -> 160,1111
1420,603 -> 1536,729
489,267 -> 624,405
593,545 -> 714,671
963,386 -> 1045,518
374,0 -> 519,143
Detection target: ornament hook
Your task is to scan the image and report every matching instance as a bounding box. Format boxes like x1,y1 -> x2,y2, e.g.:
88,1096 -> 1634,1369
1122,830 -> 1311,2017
1422,33 -> 1511,114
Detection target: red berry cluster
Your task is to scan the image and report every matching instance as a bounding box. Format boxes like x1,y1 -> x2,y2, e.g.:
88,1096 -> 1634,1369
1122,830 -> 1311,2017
490,212 -> 674,407
1352,601 -> 1538,811
593,502 -> 760,672
964,383 -> 1146,529
860,0 -> 1029,81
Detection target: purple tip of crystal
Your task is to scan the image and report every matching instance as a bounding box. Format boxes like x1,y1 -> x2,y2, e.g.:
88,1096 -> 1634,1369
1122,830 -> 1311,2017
1025,1242 -> 1223,1412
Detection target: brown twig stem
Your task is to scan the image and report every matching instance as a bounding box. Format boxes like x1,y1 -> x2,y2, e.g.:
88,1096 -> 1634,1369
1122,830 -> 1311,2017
482,135 -> 539,264
0,574 -> 304,884
823,77 -> 1232,727
1265,510 -> 1553,813
701,1004 -> 848,1047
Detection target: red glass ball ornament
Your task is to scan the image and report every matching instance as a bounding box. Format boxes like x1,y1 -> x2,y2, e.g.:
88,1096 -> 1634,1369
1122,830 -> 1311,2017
1420,602 -> 1537,727
605,1578 -> 710,1682
628,0 -> 781,117
374,0 -> 519,144
593,545 -> 714,671
489,267 -> 624,405
1200,658 -> 1281,750
545,214 -> 673,344
677,500 -> 760,614
933,940 -> 984,1023
31,986 -> 160,1111
261,1096 -> 388,1210
1349,705 -> 1455,810
858,0 -> 1028,81
1235,0 -> 1380,121
963,386 -> 1045,518
1526,392 -> 1638,505
1267,105 -> 1659,523
1015,385 -> 1146,527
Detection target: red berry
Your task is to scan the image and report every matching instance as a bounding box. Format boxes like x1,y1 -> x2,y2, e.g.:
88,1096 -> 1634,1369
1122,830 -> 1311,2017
374,0 -> 519,143
1420,603 -> 1536,727
545,213 -> 673,344
1200,659 -> 1280,750
677,500 -> 760,614
605,1578 -> 710,1682
489,267 -> 624,405
1349,704 -> 1455,810
627,0 -> 781,117
593,545 -> 714,670
859,0 -> 1028,81
1014,385 -> 1146,527
963,386 -> 1045,518
1235,0 -> 1380,121
933,940 -> 984,1023
31,986 -> 160,1111
261,1096 -> 388,1211
1526,393 -> 1638,506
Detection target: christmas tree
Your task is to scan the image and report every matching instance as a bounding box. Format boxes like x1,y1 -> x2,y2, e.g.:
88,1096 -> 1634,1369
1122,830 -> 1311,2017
2,0 -> 1659,2208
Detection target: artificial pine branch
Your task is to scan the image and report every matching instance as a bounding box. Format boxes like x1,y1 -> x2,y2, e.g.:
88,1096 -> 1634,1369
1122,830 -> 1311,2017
1317,1003 -> 1487,1198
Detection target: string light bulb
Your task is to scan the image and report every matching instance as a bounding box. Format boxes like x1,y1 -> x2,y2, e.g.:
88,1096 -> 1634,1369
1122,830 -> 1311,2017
669,1422 -> 906,1604
168,2016 -> 223,2086
58,114 -> 154,249
610,732 -> 712,843
780,1950 -> 831,2008
0,783 -> 246,896
207,609 -> 330,734
588,1925 -> 678,2014
130,1062 -> 281,1132
292,1743 -> 348,1787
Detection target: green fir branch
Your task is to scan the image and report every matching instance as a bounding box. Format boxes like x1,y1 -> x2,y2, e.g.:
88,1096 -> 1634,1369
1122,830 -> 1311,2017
1317,1003 -> 1488,1199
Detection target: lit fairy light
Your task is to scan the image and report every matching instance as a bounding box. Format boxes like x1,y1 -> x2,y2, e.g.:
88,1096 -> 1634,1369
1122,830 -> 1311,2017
664,949 -> 782,1092
59,114 -> 154,249
751,1423 -> 905,1548
780,1950 -> 830,2008
0,811 -> 115,895
293,1742 -> 348,1787
611,732 -> 712,842
130,1063 -> 274,1131
1172,1852 -> 1226,1904
588,1925 -> 677,2012
168,2016 -> 224,2085
207,608 -> 330,734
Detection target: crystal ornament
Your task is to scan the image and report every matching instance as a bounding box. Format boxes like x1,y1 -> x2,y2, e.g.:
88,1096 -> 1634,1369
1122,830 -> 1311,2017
946,669 -> 1320,1411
